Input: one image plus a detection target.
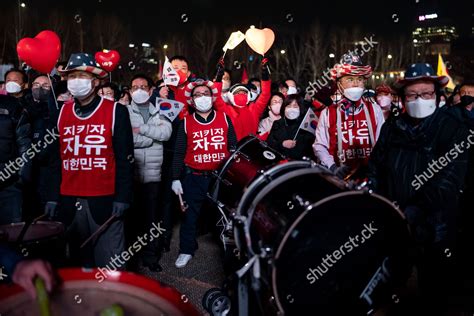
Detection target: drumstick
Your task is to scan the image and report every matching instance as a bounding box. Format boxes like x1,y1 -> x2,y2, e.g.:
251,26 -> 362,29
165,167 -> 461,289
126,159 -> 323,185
32,214 -> 47,223
80,214 -> 117,249
178,193 -> 187,212
35,277 -> 52,316
16,214 -> 48,243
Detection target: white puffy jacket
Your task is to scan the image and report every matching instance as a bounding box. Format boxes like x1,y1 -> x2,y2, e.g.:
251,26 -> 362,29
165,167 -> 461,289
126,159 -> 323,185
128,102 -> 172,183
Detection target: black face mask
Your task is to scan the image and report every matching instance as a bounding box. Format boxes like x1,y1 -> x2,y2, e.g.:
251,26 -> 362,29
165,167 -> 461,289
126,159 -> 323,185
32,87 -> 50,102
460,95 -> 474,107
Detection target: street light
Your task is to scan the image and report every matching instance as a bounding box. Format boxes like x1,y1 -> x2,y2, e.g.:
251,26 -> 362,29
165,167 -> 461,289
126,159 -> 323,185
280,50 -> 286,55
163,44 -> 168,49
250,25 -> 255,29
142,43 -> 150,48
387,54 -> 393,59
329,53 -> 335,58
129,44 -> 135,48
20,2 -> 26,7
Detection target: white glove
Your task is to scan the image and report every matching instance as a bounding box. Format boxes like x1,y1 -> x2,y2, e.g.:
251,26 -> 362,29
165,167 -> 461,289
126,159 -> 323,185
171,180 -> 183,195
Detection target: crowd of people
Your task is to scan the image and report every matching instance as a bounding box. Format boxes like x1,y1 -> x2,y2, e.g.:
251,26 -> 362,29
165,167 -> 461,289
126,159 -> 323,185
0,48 -> 473,314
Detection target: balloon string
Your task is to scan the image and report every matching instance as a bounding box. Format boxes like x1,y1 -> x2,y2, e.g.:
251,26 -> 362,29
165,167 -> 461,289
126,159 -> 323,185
47,74 -> 59,110
109,72 -> 112,83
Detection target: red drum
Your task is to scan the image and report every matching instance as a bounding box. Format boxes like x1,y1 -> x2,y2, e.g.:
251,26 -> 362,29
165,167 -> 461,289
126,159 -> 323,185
0,221 -> 66,265
210,135 -> 301,212
0,268 -> 200,316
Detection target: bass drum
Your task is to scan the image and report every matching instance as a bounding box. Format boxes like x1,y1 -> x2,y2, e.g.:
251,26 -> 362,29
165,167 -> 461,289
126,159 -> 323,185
234,164 -> 414,315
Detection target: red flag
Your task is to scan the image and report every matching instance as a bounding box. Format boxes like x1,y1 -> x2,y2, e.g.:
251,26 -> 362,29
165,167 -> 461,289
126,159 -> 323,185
241,66 -> 248,84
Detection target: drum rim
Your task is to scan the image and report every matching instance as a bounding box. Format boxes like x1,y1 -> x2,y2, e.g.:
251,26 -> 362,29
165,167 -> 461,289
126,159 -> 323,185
0,268 -> 200,316
0,221 -> 65,242
270,190 -> 409,314
234,160 -> 316,254
236,163 -> 333,255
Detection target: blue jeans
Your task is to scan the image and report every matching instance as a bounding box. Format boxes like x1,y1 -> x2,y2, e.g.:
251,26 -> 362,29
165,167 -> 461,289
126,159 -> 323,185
179,173 -> 211,255
0,184 -> 22,225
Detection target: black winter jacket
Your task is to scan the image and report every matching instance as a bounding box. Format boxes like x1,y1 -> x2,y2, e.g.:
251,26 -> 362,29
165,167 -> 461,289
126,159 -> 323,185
267,116 -> 315,160
367,109 -> 469,244
0,95 -> 32,190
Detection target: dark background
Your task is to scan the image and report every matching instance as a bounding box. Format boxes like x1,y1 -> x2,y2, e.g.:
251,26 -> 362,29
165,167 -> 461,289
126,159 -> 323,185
1,0 -> 473,86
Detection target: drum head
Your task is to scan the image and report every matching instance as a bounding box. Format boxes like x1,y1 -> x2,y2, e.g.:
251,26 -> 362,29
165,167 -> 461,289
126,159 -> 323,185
272,191 -> 413,314
0,268 -> 200,316
0,221 -> 64,242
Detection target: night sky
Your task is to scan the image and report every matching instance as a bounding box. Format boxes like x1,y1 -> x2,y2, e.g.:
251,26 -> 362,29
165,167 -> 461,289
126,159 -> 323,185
5,0 -> 473,42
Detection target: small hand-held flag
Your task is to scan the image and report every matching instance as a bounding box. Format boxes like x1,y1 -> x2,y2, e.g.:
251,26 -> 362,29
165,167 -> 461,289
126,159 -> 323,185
156,97 -> 184,122
222,31 -> 246,58
162,56 -> 179,86
437,54 -> 456,90
293,108 -> 318,140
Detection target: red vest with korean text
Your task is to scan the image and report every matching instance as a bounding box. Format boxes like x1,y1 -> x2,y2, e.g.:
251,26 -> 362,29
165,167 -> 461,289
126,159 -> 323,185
58,98 -> 116,196
328,99 -> 377,168
184,111 -> 229,171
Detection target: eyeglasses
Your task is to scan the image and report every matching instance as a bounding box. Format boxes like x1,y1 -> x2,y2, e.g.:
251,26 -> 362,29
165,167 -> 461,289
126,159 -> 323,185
341,77 -> 365,84
193,92 -> 211,98
405,91 -> 435,101
131,85 -> 149,91
32,82 -> 51,90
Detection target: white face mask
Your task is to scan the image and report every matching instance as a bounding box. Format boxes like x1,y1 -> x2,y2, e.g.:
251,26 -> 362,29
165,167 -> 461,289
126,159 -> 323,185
343,87 -> 364,101
6,82 -> 22,94
68,78 -> 93,98
222,80 -> 231,91
131,89 -> 150,105
256,87 -> 261,95
249,91 -> 258,102
287,86 -> 298,95
439,100 -> 446,108
285,107 -> 300,120
376,95 -> 392,108
194,96 -> 213,112
102,96 -> 115,101
406,97 -> 436,119
271,102 -> 282,116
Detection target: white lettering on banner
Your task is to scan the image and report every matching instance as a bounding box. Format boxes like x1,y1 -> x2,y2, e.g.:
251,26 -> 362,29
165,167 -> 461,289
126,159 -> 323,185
344,147 -> 372,160
62,124 -> 109,171
191,128 -> 226,152
337,120 -> 370,147
193,152 -> 226,164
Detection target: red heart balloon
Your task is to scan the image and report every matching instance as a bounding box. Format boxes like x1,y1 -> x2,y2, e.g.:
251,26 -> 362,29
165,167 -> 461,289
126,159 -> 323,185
95,50 -> 121,72
17,30 -> 61,74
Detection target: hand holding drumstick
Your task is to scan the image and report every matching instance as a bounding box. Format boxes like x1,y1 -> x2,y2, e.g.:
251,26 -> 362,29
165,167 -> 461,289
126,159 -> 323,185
172,180 -> 188,212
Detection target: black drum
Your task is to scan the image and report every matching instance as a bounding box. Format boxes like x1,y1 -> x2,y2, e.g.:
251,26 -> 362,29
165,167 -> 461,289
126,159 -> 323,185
232,164 -> 413,315
0,221 -> 66,266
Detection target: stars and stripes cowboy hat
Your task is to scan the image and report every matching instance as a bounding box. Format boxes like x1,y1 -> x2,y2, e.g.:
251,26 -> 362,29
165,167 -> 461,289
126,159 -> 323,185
395,63 -> 448,89
330,52 -> 372,80
60,53 -> 108,79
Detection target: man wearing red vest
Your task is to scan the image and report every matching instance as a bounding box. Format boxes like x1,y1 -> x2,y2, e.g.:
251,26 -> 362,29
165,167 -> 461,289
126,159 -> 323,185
313,53 -> 385,179
171,79 -> 237,268
46,53 -> 134,267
